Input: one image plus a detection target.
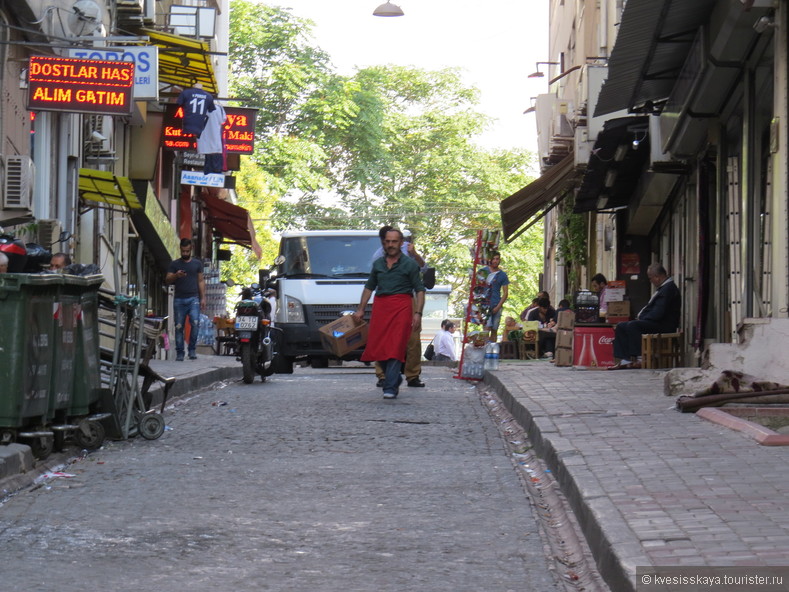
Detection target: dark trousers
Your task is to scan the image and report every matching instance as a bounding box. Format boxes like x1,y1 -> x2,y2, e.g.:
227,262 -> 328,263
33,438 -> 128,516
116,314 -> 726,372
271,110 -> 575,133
381,358 -> 403,395
538,330 -> 556,354
613,320 -> 662,361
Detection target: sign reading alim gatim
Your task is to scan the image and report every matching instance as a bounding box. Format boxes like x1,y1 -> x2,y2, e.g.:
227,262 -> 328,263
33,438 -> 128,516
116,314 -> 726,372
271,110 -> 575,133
27,55 -> 135,115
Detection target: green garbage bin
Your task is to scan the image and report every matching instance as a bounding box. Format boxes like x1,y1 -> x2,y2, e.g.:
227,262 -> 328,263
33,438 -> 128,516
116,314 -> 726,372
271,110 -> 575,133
0,273 -> 62,438
64,275 -> 105,417
49,292 -> 79,423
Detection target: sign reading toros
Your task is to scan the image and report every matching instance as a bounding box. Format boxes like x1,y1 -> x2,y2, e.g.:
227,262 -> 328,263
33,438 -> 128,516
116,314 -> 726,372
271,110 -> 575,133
27,56 -> 135,115
162,104 -> 257,154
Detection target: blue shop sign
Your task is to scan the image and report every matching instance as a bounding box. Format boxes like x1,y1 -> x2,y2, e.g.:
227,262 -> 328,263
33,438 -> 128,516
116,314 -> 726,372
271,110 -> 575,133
68,46 -> 159,100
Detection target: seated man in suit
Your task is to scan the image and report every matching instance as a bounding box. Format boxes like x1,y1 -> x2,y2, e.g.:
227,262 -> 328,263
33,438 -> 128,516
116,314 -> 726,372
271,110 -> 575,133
609,263 -> 681,370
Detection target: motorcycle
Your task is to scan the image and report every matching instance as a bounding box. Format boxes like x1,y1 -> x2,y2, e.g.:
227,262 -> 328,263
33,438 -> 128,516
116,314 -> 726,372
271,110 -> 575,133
234,283 -> 281,384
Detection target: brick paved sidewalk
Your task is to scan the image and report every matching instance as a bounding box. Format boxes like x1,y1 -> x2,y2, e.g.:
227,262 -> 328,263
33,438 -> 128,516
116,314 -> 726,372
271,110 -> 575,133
484,360 -> 789,592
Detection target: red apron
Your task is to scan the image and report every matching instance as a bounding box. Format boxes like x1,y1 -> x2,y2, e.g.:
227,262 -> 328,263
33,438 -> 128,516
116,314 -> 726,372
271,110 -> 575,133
361,293 -> 413,363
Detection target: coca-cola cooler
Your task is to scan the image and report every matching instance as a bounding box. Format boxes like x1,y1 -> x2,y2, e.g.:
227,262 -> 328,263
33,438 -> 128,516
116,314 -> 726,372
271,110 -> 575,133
573,325 -> 615,368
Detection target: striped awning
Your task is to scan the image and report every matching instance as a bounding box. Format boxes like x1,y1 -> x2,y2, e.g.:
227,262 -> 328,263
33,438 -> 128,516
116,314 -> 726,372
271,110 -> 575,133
79,169 -> 142,210
141,29 -> 218,95
499,153 -> 577,242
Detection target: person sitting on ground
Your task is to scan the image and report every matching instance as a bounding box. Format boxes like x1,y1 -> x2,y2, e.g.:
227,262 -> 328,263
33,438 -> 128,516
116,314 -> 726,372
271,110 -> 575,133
49,252 -> 72,271
433,321 -> 457,362
526,297 -> 558,358
609,263 -> 681,370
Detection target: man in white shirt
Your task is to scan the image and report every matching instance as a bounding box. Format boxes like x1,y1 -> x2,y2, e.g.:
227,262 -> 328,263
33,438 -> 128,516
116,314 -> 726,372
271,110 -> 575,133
433,321 -> 457,361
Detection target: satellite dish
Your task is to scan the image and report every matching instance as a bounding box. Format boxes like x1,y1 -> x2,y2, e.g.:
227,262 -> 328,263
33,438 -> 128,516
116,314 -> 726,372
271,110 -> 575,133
67,0 -> 102,37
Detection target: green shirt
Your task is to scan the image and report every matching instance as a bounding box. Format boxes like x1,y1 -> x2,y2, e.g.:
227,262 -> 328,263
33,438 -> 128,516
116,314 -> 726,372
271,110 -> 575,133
365,253 -> 425,295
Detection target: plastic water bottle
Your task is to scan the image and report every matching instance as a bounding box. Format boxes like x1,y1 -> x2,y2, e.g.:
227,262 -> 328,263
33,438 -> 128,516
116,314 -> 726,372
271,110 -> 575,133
490,342 -> 500,370
483,342 -> 493,370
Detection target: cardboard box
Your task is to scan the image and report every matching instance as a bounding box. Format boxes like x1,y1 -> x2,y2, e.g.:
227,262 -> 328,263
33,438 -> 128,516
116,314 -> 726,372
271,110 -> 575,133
557,309 -> 575,329
318,315 -> 368,357
606,300 -> 630,324
607,301 -> 630,317
555,347 -> 573,367
556,328 -> 574,350
606,280 -> 626,302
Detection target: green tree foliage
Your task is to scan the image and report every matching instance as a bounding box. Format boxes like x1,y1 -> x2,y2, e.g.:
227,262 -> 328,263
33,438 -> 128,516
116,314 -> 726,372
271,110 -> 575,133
556,193 -> 587,296
228,0 -> 544,317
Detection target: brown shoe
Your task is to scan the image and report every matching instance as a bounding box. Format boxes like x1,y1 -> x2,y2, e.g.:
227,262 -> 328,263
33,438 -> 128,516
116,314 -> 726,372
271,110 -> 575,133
629,361 -> 642,369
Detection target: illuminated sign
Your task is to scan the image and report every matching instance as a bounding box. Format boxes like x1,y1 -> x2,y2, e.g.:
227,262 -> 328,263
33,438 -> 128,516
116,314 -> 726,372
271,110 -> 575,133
27,56 -> 134,115
162,104 -> 257,154
67,47 -> 159,100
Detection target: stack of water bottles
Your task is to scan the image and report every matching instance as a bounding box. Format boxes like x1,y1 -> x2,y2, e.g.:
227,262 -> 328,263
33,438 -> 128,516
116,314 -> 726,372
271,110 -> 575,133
483,342 -> 500,371
461,345 -> 485,379
461,342 -> 500,378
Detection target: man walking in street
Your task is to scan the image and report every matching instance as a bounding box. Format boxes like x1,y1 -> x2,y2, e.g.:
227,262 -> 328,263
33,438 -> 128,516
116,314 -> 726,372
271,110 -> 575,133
371,225 -> 429,388
609,262 -> 681,370
165,238 -> 206,361
354,228 -> 425,399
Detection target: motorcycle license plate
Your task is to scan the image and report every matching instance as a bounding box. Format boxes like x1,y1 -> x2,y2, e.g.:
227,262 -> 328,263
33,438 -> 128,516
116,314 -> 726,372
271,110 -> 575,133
235,316 -> 258,330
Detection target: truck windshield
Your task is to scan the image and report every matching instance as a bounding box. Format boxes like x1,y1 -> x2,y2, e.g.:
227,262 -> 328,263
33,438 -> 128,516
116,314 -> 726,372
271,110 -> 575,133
279,235 -> 383,278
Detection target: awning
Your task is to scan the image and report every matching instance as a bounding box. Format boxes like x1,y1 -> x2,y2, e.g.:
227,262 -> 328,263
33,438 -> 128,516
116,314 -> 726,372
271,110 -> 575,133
575,117 -> 650,213
594,0 -> 717,117
500,153 -> 577,242
202,194 -> 262,259
130,181 -> 181,272
141,29 -> 218,95
79,169 -> 142,210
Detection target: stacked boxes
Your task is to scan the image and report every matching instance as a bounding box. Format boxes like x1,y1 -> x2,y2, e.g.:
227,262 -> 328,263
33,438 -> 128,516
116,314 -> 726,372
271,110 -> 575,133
555,310 -> 575,367
605,280 -> 629,323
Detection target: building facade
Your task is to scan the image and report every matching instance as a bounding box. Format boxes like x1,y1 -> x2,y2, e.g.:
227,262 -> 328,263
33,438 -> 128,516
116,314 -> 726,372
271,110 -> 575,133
0,0 -> 257,337
503,0 -> 787,364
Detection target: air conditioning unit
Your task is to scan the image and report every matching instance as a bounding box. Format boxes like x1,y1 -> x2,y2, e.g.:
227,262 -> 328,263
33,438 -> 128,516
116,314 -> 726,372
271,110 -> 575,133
574,125 -> 592,167
4,155 -> 35,210
37,219 -> 63,248
86,114 -> 114,154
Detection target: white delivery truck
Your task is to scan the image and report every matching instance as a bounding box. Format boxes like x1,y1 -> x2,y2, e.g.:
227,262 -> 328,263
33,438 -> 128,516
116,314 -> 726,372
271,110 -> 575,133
267,230 -> 383,371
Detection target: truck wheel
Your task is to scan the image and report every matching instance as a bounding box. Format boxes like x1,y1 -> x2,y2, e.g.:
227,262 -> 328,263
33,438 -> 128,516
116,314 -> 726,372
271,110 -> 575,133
270,354 -> 294,374
240,343 -> 255,384
310,356 -> 329,368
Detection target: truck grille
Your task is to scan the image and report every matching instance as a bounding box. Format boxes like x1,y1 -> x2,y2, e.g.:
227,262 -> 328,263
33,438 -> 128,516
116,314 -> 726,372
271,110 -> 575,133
309,304 -> 372,326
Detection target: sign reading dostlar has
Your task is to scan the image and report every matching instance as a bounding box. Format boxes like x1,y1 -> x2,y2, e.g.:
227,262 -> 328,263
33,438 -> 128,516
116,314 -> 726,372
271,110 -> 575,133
27,56 -> 135,115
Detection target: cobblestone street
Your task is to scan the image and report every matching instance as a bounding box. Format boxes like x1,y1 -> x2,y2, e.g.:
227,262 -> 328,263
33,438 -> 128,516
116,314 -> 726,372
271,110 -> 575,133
0,366 -> 560,592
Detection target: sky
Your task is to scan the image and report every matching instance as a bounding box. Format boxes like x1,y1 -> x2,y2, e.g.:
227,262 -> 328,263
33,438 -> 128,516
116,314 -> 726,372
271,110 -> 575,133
268,0 -> 550,153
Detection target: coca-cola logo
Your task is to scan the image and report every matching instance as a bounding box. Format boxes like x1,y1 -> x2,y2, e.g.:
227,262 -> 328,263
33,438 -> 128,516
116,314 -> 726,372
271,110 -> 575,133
598,336 -> 614,345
